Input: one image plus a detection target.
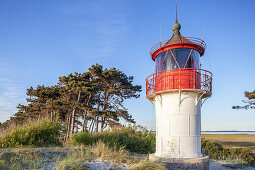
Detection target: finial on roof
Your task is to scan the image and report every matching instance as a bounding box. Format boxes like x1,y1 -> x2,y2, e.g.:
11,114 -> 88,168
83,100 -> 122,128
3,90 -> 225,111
172,21 -> 181,36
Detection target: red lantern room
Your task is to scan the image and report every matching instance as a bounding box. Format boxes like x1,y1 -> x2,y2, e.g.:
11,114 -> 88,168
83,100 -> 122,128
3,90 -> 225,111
146,21 -> 212,99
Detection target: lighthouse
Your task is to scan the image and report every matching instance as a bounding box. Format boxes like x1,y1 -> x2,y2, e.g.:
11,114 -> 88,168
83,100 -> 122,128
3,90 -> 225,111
146,17 -> 212,169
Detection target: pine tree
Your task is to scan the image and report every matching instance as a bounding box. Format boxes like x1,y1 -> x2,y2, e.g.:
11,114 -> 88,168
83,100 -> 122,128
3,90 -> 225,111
233,90 -> 255,109
0,64 -> 142,140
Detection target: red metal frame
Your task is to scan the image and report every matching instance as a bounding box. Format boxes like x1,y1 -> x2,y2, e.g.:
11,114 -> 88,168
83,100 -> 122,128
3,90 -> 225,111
146,68 -> 212,96
184,49 -> 193,68
160,50 -> 168,71
170,49 -> 180,68
150,37 -> 206,61
194,50 -> 200,68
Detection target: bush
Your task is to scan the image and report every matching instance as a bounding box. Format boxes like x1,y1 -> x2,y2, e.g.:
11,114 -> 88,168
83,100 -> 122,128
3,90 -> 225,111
202,138 -> 255,165
0,119 -> 62,147
72,125 -> 155,154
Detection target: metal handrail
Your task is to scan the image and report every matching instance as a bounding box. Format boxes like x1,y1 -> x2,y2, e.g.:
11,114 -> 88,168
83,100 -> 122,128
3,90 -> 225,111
150,37 -> 206,57
146,68 -> 212,96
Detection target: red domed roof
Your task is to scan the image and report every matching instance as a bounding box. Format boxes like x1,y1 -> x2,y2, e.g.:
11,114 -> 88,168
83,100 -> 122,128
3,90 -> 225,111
150,22 -> 206,61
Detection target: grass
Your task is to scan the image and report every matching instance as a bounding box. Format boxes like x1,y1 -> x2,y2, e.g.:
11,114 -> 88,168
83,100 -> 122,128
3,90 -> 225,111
130,159 -> 166,170
1,118 -> 254,169
0,119 -> 62,148
55,156 -> 87,170
71,125 -> 156,154
0,149 -> 46,169
202,134 -> 255,153
57,141 -> 165,169
90,140 -> 130,164
31,141 -> 164,170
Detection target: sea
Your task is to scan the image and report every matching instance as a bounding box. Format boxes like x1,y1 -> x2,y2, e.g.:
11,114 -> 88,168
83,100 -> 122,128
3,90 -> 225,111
150,131 -> 255,134
202,131 -> 255,135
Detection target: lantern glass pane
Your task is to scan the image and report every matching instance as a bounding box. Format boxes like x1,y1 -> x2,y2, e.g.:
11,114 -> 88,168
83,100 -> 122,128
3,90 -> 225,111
155,48 -> 200,72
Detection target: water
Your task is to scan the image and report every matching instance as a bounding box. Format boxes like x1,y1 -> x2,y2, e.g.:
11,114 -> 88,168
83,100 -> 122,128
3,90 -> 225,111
202,131 -> 255,135
150,131 -> 255,134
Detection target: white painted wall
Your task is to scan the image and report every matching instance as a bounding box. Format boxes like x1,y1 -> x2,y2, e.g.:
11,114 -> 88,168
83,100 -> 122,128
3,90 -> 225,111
154,91 -> 202,158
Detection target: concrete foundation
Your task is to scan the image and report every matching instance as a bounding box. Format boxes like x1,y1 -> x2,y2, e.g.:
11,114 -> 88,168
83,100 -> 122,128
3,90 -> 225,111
149,154 -> 209,170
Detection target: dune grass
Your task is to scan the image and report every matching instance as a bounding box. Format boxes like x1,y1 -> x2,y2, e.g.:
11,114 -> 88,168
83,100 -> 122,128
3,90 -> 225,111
55,141 -> 165,170
71,125 -> 156,154
0,149 -> 46,169
0,119 -> 62,148
130,159 -> 166,170
202,134 -> 255,153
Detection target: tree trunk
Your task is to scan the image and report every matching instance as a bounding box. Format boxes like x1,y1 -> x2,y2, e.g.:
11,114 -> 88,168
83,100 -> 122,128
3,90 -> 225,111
95,115 -> 99,132
95,92 -> 101,133
91,120 -> 95,133
100,94 -> 109,132
101,118 -> 108,131
70,91 -> 81,138
82,111 -> 88,132
82,94 -> 91,132
101,117 -> 106,131
50,110 -> 53,121
89,119 -> 94,133
69,108 -> 76,138
66,113 -> 71,141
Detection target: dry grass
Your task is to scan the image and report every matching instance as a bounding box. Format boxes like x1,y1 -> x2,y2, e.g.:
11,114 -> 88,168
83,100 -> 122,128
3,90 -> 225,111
56,141 -> 165,170
0,148 -> 46,169
202,134 -> 255,153
90,140 -> 130,164
130,159 -> 166,170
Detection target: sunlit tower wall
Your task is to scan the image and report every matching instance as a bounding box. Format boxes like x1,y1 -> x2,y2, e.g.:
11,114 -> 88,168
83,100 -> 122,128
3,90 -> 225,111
146,21 -> 212,160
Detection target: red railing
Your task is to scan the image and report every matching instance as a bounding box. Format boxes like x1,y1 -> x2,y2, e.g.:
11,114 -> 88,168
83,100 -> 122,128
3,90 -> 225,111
146,68 -> 212,96
150,37 -> 206,57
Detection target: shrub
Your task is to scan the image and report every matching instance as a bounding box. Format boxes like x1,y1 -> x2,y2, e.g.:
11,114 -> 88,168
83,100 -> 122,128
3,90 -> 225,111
71,125 -> 155,154
202,138 -> 255,165
0,119 -> 62,147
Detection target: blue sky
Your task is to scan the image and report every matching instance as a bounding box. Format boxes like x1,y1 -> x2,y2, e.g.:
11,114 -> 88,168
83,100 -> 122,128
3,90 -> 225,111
0,0 -> 255,130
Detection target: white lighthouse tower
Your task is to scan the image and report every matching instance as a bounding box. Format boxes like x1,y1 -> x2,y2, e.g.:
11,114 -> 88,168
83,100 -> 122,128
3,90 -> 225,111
146,16 -> 212,169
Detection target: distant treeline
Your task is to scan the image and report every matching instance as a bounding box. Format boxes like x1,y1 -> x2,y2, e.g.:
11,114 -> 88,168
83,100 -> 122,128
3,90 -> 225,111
0,64 -> 141,141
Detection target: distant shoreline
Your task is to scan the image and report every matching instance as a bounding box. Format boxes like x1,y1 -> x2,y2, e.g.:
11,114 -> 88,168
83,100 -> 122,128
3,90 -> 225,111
150,131 -> 255,134
150,131 -> 255,133
201,131 -> 255,135
202,131 -> 255,132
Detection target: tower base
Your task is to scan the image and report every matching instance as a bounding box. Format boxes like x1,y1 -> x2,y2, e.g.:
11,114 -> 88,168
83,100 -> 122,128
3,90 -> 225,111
149,154 -> 209,170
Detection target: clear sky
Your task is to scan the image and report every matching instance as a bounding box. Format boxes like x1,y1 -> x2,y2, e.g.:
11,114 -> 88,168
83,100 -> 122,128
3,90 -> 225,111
0,0 -> 254,131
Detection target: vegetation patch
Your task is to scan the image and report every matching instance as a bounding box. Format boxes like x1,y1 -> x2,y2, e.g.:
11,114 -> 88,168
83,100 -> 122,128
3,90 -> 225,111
0,64 -> 142,142
0,119 -> 62,147
0,149 -> 45,169
56,156 -> 87,170
130,159 -> 166,170
202,137 -> 255,165
71,125 -> 155,154
56,141 -> 163,170
202,134 -> 255,153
